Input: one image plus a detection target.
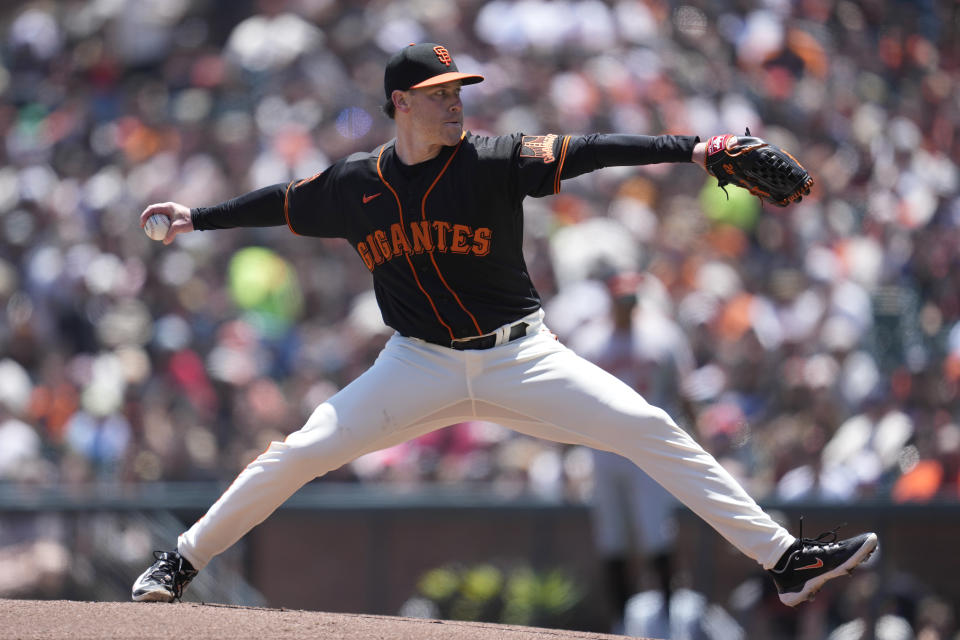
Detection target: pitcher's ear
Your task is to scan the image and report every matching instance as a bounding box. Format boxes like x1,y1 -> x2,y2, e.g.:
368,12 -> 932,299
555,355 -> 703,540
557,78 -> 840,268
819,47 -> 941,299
392,90 -> 410,113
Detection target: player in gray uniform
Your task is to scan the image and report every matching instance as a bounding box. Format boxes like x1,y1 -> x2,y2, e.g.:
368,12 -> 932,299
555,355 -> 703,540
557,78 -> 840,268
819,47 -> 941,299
568,272 -> 693,627
132,43 -> 877,608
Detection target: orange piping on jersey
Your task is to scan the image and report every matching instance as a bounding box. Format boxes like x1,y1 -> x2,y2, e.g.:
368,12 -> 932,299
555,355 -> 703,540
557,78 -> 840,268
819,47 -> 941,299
283,167 -> 328,236
553,135 -> 571,194
377,144 -> 455,341
282,181 -> 303,235
421,133 -> 483,336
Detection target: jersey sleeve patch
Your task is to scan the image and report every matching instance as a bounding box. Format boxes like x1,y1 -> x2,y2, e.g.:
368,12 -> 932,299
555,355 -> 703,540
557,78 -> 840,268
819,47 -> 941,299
520,134 -> 559,163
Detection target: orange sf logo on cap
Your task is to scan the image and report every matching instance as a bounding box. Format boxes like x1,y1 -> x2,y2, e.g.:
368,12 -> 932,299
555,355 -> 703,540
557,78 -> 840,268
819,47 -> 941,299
433,46 -> 452,66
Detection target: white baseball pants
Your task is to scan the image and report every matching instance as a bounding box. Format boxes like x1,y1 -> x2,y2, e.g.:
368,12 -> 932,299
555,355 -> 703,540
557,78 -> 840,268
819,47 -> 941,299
178,310 -> 794,571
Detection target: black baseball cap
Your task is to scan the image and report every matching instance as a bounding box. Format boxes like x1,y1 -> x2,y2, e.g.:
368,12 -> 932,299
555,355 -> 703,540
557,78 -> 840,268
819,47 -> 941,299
384,43 -> 484,100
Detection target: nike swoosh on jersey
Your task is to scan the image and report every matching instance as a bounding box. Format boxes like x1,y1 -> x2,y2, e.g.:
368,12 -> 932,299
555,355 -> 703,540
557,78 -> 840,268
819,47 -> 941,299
362,193 -> 382,204
797,558 -> 824,570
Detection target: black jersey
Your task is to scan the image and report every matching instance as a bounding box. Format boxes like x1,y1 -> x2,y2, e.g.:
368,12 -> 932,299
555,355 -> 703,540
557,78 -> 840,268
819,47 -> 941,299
193,131 -> 697,344
284,132 -> 566,343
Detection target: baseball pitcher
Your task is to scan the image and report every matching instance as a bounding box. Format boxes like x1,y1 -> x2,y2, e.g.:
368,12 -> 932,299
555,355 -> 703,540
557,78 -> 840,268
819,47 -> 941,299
133,43 -> 875,608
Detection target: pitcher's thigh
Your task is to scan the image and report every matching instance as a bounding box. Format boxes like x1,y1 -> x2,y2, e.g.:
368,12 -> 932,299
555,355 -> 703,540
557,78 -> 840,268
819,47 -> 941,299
477,344 -> 678,452
288,339 -> 473,462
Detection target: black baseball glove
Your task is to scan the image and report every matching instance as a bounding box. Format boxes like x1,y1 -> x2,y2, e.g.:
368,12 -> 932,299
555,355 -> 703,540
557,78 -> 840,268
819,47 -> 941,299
704,128 -> 813,207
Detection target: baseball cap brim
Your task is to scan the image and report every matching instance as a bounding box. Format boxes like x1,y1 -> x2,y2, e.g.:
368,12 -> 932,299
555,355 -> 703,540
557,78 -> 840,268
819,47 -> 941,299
409,72 -> 484,89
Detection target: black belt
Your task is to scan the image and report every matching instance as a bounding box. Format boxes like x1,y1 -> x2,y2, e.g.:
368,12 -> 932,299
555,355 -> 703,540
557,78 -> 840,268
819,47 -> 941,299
427,322 -> 530,350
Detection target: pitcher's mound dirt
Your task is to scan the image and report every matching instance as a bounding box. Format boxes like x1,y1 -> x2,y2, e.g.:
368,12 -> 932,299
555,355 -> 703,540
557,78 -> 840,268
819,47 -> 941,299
0,599 -> 659,640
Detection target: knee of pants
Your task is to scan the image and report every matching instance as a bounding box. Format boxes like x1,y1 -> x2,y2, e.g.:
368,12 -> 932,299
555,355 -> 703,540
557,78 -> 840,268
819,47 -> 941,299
274,405 -> 363,476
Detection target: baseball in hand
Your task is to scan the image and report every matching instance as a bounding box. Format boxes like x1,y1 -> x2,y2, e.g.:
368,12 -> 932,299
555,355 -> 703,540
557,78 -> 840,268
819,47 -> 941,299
144,213 -> 171,241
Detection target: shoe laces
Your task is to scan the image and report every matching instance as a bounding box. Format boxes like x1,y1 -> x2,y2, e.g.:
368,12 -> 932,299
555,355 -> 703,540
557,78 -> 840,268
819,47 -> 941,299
149,551 -> 194,599
795,517 -> 843,552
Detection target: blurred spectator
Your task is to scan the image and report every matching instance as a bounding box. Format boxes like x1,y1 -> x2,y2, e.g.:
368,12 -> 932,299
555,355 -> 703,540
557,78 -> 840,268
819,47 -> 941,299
827,572 -> 915,640
563,271 -> 694,632
625,587 -> 744,640
821,387 -> 913,499
0,358 -> 42,481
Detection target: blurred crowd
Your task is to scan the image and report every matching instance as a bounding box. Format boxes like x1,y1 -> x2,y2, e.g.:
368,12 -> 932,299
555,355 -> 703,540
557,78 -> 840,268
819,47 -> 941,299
0,0 -> 958,511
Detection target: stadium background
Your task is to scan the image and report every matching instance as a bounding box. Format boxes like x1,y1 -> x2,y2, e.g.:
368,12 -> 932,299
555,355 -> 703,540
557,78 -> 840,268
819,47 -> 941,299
0,0 -> 958,638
